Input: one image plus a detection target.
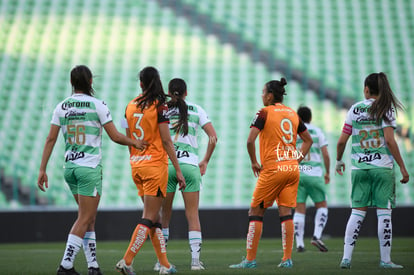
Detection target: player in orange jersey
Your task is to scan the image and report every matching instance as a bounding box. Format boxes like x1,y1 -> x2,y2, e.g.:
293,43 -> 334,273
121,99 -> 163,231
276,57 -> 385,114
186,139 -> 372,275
230,78 -> 313,269
115,67 -> 185,275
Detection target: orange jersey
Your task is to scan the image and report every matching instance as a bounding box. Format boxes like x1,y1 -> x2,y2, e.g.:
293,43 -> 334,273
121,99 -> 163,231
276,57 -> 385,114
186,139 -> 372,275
251,103 -> 307,169
125,97 -> 169,167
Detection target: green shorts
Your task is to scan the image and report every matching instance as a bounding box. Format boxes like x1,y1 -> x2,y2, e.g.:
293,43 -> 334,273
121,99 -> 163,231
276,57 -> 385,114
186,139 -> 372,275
64,164 -> 102,197
167,163 -> 201,193
297,174 -> 326,204
351,168 -> 396,209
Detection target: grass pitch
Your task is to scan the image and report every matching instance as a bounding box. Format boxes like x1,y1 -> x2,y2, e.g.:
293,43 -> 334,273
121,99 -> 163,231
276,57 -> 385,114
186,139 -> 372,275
0,237 -> 413,274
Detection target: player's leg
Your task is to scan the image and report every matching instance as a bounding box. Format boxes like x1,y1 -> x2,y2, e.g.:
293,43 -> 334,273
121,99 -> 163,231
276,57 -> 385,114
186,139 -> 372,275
371,169 -> 402,268
182,191 -> 203,269
308,176 -> 329,252
276,169 -> 299,268
294,203 -> 306,251
340,170 -> 369,268
181,164 -> 204,270
58,167 -> 100,274
294,178 -> 307,252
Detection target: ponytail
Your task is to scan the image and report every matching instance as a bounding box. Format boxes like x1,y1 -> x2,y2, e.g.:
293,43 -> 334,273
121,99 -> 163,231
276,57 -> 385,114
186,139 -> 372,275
366,72 -> 404,124
135,66 -> 166,110
167,78 -> 189,136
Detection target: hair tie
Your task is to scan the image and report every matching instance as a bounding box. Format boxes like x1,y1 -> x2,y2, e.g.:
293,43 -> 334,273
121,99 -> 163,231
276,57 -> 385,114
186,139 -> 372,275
173,91 -> 180,96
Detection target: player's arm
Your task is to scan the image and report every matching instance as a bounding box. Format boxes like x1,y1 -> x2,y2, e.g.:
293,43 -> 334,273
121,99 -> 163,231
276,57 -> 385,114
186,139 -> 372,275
383,126 -> 409,183
159,122 -> 186,190
37,124 -> 60,192
336,132 -> 350,175
104,121 -> 147,150
297,129 -> 313,163
321,145 -> 330,183
247,127 -> 261,177
199,122 -> 217,176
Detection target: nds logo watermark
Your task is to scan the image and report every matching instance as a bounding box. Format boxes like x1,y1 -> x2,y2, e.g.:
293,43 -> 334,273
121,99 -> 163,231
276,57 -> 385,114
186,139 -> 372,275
273,164 -> 312,173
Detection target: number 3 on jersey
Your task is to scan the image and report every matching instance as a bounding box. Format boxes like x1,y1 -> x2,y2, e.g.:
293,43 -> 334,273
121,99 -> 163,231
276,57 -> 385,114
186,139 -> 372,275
132,113 -> 144,140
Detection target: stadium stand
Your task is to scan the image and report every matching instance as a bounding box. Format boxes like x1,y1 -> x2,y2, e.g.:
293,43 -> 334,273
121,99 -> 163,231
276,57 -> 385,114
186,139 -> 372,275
0,0 -> 412,209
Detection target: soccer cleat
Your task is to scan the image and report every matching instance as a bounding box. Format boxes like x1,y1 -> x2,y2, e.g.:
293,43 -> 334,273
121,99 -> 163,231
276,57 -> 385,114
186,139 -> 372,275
88,267 -> 103,275
340,259 -> 351,269
115,259 -> 135,275
159,264 -> 177,274
57,265 -> 80,275
277,259 -> 293,268
296,246 -> 305,252
311,236 -> 328,252
379,261 -> 403,269
229,258 -> 257,269
191,260 -> 205,270
153,261 -> 161,271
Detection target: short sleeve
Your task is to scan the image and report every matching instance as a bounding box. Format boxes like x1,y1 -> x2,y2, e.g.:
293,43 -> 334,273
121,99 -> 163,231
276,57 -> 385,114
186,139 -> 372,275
157,104 -> 170,124
96,100 -> 112,125
50,104 -> 61,126
318,128 -> 328,147
297,120 -> 307,133
198,105 -> 211,127
120,117 -> 128,129
382,108 -> 397,129
250,108 -> 266,130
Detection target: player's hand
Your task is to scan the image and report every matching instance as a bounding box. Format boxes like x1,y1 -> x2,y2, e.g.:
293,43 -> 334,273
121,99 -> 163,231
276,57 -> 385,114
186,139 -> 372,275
335,160 -> 345,176
176,170 -> 186,191
132,139 -> 149,151
400,167 -> 409,184
251,162 -> 262,177
324,173 -> 330,184
198,160 -> 208,176
37,171 -> 49,192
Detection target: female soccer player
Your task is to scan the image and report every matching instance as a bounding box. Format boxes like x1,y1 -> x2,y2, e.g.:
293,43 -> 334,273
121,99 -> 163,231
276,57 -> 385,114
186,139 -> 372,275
229,78 -> 313,269
336,72 -> 409,269
294,106 -> 330,253
115,67 -> 186,275
37,65 -> 147,275
155,78 -> 217,271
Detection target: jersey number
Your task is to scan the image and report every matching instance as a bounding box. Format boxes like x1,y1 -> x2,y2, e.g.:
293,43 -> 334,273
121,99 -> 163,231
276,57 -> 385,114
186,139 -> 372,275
359,129 -> 380,149
132,113 -> 144,140
67,125 -> 86,145
281,118 -> 293,144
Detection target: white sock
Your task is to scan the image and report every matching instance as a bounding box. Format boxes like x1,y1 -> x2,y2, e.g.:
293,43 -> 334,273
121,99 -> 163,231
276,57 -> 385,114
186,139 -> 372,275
162,228 -> 169,244
313,207 -> 328,239
293,212 -> 305,248
342,209 -> 366,261
189,231 -> 202,264
61,234 -> 83,269
377,209 -> 392,263
83,231 -> 99,268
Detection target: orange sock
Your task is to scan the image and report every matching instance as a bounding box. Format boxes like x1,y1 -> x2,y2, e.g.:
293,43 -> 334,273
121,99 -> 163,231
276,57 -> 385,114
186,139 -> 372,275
150,225 -> 170,268
246,217 -> 263,261
123,223 -> 150,265
281,217 -> 294,261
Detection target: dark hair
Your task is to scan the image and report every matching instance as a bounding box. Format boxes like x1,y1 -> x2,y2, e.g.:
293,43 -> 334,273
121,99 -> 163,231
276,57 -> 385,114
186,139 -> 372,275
266,77 -> 287,103
70,65 -> 94,96
135,66 -> 166,110
365,72 -> 404,124
167,78 -> 189,136
297,106 -> 312,123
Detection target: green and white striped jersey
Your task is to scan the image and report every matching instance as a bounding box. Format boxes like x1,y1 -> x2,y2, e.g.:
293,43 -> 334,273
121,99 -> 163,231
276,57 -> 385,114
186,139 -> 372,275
167,101 -> 211,166
297,123 -> 328,177
343,98 -> 396,170
51,93 -> 113,168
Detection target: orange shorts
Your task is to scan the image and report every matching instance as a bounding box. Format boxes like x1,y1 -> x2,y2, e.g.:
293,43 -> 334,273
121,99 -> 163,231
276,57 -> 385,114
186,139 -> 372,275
250,164 -> 300,209
131,165 -> 168,197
